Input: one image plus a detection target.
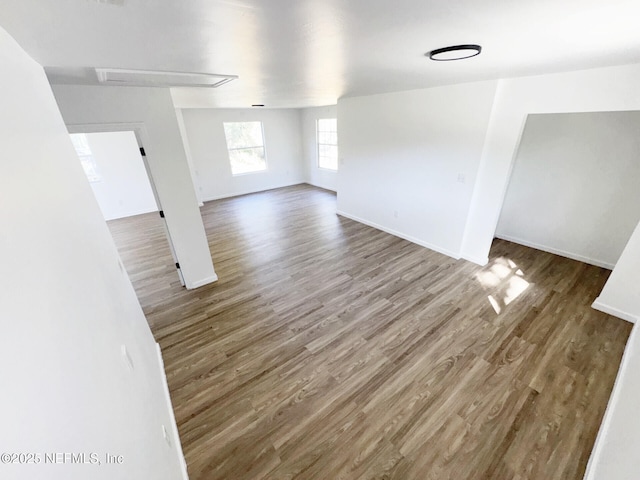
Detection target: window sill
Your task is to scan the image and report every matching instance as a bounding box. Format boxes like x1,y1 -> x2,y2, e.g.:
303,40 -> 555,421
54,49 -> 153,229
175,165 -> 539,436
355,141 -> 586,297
231,169 -> 269,177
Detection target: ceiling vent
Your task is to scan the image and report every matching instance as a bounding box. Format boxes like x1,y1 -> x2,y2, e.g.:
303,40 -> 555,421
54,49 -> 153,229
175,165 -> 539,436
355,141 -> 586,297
95,68 -> 238,88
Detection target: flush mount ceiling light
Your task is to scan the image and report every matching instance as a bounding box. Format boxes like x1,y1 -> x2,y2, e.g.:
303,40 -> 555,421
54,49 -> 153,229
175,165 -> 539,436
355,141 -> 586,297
95,68 -> 238,87
428,44 -> 482,61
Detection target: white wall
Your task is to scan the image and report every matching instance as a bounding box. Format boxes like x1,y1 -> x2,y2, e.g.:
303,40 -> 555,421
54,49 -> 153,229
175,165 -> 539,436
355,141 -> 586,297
180,108 -> 305,201
0,27 -> 186,480
496,112 -> 640,269
337,81 -> 498,258
52,84 -> 217,289
460,63 -> 640,265
80,131 -> 158,221
301,105 -> 338,191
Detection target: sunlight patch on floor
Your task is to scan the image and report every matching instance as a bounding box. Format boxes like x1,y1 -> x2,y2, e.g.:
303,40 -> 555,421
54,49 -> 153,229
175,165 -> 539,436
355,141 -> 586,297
476,256 -> 530,315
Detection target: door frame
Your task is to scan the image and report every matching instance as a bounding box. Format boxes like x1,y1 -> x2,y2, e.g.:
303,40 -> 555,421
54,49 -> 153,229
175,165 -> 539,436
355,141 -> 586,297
67,122 -> 185,286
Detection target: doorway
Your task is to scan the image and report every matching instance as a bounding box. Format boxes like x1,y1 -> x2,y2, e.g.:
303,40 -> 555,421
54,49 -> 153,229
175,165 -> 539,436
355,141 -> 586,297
70,128 -> 185,312
495,111 -> 640,270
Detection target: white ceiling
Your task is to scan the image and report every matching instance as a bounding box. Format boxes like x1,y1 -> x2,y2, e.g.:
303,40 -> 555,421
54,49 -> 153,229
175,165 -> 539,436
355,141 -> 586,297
2,0 -> 640,108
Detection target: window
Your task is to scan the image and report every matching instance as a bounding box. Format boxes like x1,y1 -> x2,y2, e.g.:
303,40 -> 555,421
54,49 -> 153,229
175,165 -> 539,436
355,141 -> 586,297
70,133 -> 102,183
223,121 -> 267,175
317,118 -> 338,171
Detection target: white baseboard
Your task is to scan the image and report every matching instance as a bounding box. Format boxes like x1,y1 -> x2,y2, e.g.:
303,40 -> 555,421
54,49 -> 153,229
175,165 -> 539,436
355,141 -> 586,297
155,343 -> 190,480
460,254 -> 489,266
336,210 -> 460,260
106,207 -> 158,221
186,273 -> 218,290
496,234 -> 615,270
592,298 -> 638,324
583,325 -> 637,480
202,181 -> 305,202
304,181 -> 337,193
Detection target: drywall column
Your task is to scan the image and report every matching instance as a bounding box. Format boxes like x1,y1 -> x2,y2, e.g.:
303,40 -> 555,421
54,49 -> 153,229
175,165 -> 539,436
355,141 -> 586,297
52,84 -> 217,289
0,26 -> 186,480
175,108 -> 204,206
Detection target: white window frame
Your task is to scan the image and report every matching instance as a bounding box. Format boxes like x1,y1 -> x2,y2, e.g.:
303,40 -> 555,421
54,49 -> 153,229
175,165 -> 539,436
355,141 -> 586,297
317,118 -> 338,171
223,121 -> 268,176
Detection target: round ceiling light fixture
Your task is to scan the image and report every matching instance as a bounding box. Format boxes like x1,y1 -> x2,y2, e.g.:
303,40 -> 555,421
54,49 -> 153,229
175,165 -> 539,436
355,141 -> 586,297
428,44 -> 482,61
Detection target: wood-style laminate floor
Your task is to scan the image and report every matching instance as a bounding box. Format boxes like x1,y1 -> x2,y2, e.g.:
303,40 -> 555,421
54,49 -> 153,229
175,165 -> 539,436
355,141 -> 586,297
108,184 -> 631,480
